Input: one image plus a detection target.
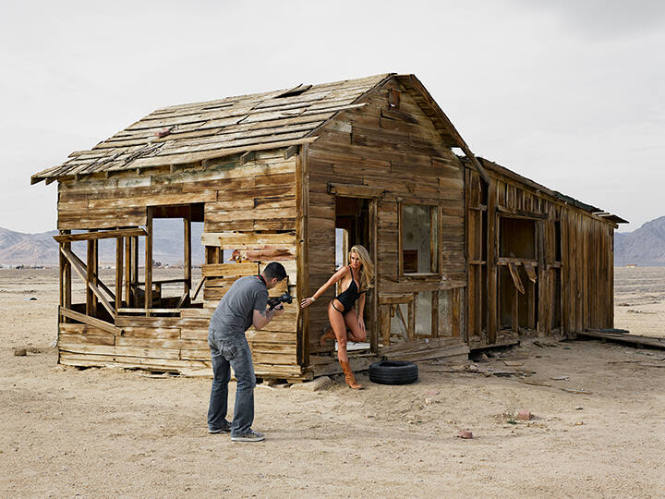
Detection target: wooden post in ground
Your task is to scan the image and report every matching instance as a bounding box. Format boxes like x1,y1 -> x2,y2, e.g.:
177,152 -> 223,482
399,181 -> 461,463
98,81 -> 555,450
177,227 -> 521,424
124,236 -> 131,306
486,179 -> 497,344
184,206 -> 192,301
86,230 -> 98,317
145,209 -> 153,316
116,236 -> 123,314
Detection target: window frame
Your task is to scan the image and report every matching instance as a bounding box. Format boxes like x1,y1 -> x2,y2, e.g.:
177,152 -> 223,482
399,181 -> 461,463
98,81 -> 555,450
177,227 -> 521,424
397,199 -> 442,278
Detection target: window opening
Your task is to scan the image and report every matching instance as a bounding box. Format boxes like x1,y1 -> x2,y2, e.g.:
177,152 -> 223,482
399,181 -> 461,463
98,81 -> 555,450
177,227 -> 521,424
401,204 -> 438,274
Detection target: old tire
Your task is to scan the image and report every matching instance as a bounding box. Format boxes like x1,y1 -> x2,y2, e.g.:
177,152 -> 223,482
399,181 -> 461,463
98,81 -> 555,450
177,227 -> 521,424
369,360 -> 418,385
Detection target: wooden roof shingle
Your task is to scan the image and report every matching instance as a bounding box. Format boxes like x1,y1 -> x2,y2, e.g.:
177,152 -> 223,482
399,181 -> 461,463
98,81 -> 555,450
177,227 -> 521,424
31,74 -> 394,184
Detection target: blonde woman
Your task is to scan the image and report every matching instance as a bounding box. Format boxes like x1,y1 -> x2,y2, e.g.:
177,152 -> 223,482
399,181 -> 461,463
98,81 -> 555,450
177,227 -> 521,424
301,245 -> 374,389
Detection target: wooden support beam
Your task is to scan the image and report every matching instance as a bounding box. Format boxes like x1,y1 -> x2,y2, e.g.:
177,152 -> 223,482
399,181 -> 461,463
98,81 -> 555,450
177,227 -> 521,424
370,197 -> 379,353
132,236 -> 139,307
408,297 -> 416,341
124,236 -> 131,306
116,236 -> 123,314
486,179 -> 497,344
60,246 -> 116,319
380,305 -> 391,346
63,230 -> 72,320
284,145 -> 299,159
327,183 -> 384,198
452,288 -> 461,337
53,228 -> 146,243
117,308 -> 184,314
183,207 -> 191,302
191,276 -> 206,300
86,234 -> 97,316
431,291 -> 439,338
145,208 -> 153,316
295,144 -> 309,366
60,307 -> 122,336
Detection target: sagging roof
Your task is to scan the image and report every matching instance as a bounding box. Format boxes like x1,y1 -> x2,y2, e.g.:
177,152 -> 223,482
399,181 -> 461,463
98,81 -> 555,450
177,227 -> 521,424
32,74 -> 395,184
475,157 -> 628,224
32,73 -> 489,185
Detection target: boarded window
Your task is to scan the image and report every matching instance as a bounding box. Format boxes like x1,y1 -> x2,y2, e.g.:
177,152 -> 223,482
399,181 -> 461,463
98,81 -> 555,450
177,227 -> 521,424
401,204 -> 438,274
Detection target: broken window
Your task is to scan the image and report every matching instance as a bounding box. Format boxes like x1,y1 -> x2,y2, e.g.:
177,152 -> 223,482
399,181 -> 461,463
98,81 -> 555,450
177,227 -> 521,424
500,217 -> 535,259
400,204 -> 438,275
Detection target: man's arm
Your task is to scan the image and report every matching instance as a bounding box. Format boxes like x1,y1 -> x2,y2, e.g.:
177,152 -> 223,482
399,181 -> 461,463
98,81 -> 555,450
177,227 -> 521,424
252,306 -> 282,330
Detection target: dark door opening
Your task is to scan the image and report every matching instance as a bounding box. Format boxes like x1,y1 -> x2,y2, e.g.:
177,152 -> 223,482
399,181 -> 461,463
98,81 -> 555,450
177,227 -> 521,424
498,216 -> 539,333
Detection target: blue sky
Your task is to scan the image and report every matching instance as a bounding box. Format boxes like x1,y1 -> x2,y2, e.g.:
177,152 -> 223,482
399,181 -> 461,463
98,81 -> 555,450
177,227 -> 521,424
1,0 -> 663,233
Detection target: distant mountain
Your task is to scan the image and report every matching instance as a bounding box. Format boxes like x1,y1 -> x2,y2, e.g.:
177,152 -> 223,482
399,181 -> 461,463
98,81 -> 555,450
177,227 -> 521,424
0,220 -> 204,266
0,228 -> 59,265
615,216 -> 665,266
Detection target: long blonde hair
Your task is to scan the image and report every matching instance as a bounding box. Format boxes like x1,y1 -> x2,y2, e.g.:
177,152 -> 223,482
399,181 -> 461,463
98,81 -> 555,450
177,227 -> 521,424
350,245 -> 374,292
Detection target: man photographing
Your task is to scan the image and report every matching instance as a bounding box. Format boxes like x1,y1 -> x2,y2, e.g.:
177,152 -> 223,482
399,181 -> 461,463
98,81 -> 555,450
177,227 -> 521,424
207,262 -> 287,442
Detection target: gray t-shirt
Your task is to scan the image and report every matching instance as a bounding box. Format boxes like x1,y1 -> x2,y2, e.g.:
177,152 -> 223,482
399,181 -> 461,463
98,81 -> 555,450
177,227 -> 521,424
209,275 -> 268,339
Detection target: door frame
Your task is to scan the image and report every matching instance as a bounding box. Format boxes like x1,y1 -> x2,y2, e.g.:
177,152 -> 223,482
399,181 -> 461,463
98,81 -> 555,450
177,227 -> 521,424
328,183 -> 381,353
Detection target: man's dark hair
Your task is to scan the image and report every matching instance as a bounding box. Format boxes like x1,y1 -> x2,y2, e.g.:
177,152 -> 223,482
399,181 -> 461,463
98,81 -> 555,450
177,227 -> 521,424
263,262 -> 287,281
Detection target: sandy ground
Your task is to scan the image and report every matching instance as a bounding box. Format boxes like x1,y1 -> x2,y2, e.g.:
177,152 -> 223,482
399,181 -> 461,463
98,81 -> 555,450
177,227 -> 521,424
1,267 -> 664,497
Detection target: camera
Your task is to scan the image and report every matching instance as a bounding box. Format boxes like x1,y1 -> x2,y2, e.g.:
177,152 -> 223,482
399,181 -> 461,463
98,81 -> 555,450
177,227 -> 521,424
267,292 -> 293,310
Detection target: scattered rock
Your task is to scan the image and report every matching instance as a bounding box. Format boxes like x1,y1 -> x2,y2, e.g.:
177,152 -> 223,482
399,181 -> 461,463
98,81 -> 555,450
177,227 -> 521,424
517,410 -> 532,421
503,360 -> 524,367
457,430 -> 473,439
13,348 -> 27,357
551,376 -> 570,381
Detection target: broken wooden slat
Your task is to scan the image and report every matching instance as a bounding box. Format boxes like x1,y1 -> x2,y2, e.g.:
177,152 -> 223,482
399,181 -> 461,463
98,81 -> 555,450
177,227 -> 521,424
53,227 -> 146,243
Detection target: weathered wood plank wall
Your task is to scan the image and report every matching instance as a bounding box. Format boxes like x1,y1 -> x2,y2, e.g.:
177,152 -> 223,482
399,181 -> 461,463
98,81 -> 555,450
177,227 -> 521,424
466,165 -> 615,345
56,151 -> 302,377
305,78 -> 467,357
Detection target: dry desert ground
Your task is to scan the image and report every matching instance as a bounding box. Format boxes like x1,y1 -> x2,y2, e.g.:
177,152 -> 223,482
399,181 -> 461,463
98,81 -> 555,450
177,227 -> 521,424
1,266 -> 664,497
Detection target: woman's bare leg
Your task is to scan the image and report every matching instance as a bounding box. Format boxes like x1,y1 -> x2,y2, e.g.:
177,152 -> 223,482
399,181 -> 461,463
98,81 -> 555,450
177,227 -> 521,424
344,313 -> 366,343
328,302 -> 349,363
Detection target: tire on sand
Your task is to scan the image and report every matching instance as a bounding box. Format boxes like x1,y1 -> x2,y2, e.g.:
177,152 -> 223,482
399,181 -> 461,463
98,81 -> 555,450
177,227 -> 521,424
369,360 -> 418,385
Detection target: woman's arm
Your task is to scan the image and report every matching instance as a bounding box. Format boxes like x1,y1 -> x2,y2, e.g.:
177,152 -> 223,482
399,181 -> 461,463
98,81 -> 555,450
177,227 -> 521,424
300,266 -> 348,308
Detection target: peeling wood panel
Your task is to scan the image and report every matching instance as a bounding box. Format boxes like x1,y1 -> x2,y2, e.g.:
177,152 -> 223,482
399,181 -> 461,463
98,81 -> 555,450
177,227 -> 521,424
472,168 -> 616,344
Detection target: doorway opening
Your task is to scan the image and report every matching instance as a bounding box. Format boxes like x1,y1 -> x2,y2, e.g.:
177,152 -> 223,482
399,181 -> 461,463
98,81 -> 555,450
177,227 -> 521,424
498,216 -> 538,333
334,196 -> 374,351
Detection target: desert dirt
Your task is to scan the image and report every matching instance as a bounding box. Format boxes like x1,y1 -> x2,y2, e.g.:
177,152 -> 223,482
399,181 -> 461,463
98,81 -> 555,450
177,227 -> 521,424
1,266 -> 664,497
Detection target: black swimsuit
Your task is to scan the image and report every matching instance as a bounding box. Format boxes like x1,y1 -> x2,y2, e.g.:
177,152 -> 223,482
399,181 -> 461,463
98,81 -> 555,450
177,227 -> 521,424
332,266 -> 365,314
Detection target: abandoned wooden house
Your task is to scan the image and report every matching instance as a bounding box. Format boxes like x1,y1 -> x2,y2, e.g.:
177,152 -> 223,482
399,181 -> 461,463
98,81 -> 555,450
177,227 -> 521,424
31,73 -> 626,379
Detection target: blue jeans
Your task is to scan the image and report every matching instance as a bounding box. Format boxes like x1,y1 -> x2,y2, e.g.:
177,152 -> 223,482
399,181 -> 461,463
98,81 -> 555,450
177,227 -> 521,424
207,333 -> 256,436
